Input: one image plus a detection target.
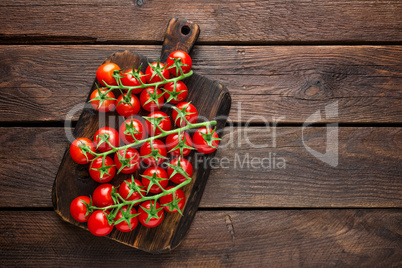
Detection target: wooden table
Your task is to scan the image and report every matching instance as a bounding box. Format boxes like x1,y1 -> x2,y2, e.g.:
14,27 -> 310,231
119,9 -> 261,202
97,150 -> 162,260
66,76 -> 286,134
1,1 -> 401,266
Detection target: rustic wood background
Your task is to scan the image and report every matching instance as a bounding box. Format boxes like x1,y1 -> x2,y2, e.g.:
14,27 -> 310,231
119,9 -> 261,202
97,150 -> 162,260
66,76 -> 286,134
0,0 -> 401,266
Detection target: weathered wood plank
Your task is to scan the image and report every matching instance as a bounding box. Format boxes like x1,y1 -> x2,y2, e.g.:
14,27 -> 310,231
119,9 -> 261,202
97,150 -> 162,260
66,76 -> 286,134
0,45 -> 401,123
0,127 -> 400,208
1,0 -> 401,43
0,210 -> 401,266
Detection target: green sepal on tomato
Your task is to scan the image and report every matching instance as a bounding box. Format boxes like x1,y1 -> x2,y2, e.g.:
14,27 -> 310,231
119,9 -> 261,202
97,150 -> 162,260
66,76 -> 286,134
120,68 -> 146,93
138,200 -> 165,228
166,50 -> 192,76
119,118 -> 146,145
118,178 -> 146,202
93,127 -> 120,153
89,86 -> 116,113
167,158 -> 193,184
70,196 -> 92,223
159,187 -> 186,214
145,61 -> 170,84
140,86 -> 165,112
192,127 -> 221,154
140,139 -> 167,166
144,111 -> 171,137
89,156 -> 116,183
165,131 -> 193,157
172,102 -> 198,127
70,137 -> 96,164
114,148 -> 140,174
114,206 -> 139,232
141,166 -> 169,194
116,93 -> 141,118
162,80 -> 188,104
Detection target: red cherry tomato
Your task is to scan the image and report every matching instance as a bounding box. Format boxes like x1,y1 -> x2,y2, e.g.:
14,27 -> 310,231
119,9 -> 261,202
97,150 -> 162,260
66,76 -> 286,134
144,111 -> 171,137
140,139 -> 167,166
114,206 -> 139,232
70,196 -> 91,223
166,50 -> 192,76
159,187 -> 186,213
93,127 -> 120,153
118,178 -> 146,202
70,137 -> 96,164
167,158 -> 193,184
116,93 -> 141,118
145,62 -> 170,84
192,127 -> 220,154
89,156 -> 116,183
96,63 -> 120,86
172,102 -> 198,127
141,166 -> 168,194
162,81 -> 188,104
138,201 -> 164,228
87,210 -> 114,236
119,118 -> 146,145
120,68 -> 146,94
90,88 -> 115,113
165,132 -> 193,157
114,148 -> 140,174
140,87 -> 164,112
92,184 -> 115,208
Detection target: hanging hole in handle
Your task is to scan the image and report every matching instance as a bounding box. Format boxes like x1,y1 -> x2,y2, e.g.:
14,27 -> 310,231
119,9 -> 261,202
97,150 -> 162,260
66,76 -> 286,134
181,25 -> 191,35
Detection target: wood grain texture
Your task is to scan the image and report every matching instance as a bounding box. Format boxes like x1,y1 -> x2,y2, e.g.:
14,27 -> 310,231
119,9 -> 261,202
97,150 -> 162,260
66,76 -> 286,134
1,126 -> 401,208
0,0 -> 401,43
0,45 -> 401,123
1,210 -> 401,266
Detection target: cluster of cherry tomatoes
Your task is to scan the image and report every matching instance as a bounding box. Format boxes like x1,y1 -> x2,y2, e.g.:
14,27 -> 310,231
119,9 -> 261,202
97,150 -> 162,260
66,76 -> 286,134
69,51 -> 220,236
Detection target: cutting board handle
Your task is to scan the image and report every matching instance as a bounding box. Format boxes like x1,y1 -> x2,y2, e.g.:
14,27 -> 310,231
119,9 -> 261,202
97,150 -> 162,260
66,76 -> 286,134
160,18 -> 200,63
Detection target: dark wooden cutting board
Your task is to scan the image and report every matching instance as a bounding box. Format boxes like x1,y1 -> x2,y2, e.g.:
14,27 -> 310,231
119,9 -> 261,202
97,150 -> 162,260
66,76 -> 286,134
52,18 -> 231,253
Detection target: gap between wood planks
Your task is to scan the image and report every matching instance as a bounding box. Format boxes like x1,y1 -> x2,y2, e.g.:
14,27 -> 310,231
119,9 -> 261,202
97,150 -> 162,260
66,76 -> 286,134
1,40 -> 402,46
1,207 -> 401,211
1,121 -> 402,128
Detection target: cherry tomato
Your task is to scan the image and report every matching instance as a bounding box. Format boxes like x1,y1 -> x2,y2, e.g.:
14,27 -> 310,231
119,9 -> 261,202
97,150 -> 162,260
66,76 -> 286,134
141,166 -> 168,194
140,87 -> 164,112
96,63 -> 120,86
162,81 -> 188,104
114,206 -> 139,232
118,178 -> 146,202
144,111 -> 171,137
119,118 -> 146,145
70,196 -> 91,223
172,102 -> 198,127
138,201 -> 164,228
120,68 -> 146,93
159,187 -> 186,213
92,184 -> 115,208
87,210 -> 114,236
167,158 -> 193,184
89,156 -> 116,183
93,127 -> 120,153
192,127 -> 220,154
166,50 -> 192,76
145,62 -> 170,84
116,93 -> 141,118
70,137 -> 96,164
165,132 -> 193,157
90,88 -> 115,113
114,148 -> 140,174
140,139 -> 167,166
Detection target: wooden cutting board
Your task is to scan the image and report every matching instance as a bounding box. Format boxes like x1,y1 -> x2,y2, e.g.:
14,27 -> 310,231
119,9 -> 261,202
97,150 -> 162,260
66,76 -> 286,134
52,18 -> 231,253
